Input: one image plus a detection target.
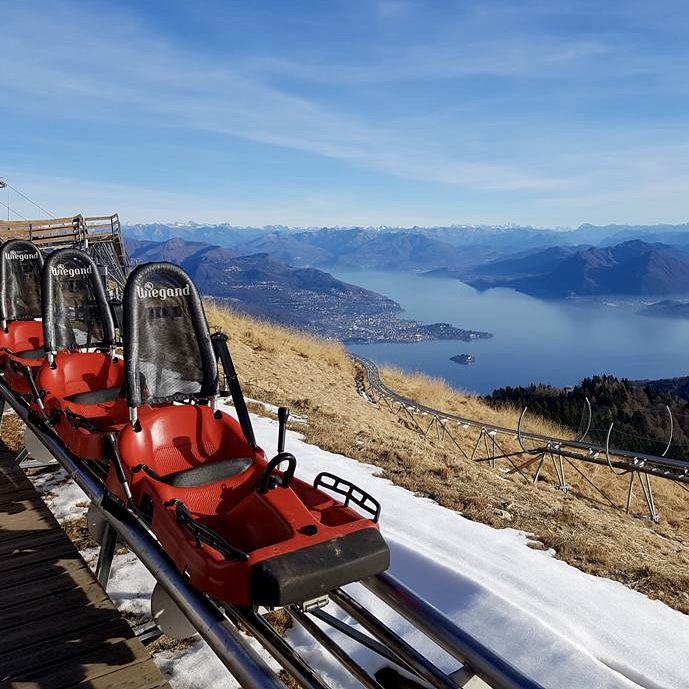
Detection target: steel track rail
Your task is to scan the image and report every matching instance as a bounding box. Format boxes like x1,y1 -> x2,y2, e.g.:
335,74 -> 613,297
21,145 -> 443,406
364,574 -> 545,689
330,588 -> 461,689
231,588 -> 544,689
225,605 -> 331,689
289,608 -> 388,689
351,354 -> 689,483
1,377 -> 544,689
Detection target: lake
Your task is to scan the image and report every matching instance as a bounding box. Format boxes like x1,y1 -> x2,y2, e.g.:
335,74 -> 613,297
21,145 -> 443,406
331,270 -> 689,395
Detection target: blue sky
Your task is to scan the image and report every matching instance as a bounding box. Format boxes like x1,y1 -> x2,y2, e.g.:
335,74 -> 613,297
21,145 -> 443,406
2,1 -> 688,227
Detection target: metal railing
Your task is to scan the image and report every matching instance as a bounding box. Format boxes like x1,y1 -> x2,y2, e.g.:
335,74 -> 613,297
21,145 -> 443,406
0,212 -> 131,290
351,354 -> 689,521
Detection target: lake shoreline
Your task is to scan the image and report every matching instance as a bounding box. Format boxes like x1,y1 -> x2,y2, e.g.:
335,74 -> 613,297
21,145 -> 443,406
331,269 -> 689,395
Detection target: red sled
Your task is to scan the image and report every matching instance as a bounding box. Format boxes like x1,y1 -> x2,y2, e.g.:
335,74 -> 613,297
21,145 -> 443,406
34,248 -> 127,459
105,262 -> 389,607
0,239 -> 46,395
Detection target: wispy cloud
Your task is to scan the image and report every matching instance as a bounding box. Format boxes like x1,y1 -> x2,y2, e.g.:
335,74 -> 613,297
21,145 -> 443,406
2,1 -> 689,226
377,0 -> 414,19
248,38 -> 612,85
0,169 -> 203,223
0,3 -> 572,194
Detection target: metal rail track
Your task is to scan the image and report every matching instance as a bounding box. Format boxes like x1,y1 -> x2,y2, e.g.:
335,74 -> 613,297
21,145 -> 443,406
351,354 -> 689,520
0,378 -> 544,689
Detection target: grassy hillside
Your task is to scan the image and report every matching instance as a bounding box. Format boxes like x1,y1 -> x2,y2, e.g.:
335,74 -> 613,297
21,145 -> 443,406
205,301 -> 689,615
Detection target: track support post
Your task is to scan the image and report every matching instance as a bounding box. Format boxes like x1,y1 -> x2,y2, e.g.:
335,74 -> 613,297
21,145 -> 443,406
551,453 -> 569,493
639,473 -> 659,522
96,521 -> 117,588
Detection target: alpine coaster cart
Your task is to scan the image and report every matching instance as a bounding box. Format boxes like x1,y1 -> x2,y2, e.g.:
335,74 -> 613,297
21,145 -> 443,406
0,239 -> 46,395
104,261 -> 389,606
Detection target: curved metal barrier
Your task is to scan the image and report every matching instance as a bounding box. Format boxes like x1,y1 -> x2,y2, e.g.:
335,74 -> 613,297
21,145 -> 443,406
350,354 -> 689,521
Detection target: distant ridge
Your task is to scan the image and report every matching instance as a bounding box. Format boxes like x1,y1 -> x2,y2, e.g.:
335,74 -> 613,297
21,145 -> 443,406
125,221 -> 689,276
470,240 -> 689,298
126,237 -> 398,324
126,238 -> 490,343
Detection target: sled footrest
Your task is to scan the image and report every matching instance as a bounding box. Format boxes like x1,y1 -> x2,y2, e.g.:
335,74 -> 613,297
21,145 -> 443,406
313,472 -> 381,522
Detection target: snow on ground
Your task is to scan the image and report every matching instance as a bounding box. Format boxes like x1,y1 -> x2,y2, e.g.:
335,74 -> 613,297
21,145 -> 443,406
239,397 -> 308,424
28,409 -> 689,689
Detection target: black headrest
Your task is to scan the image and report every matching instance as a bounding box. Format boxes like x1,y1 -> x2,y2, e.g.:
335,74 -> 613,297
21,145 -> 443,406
0,239 -> 43,322
42,248 -> 115,352
123,262 -> 218,407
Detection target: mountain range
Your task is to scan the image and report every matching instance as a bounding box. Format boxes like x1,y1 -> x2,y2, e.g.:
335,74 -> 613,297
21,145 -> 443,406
124,221 -> 689,300
126,237 -> 397,320
127,225 -> 491,271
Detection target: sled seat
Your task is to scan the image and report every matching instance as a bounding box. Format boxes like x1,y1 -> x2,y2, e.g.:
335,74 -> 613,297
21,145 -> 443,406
33,246 -> 126,459
121,404 -> 256,478
0,239 -> 44,390
137,457 -> 254,488
0,321 -> 44,356
37,351 -> 128,459
1,320 -> 47,394
111,404 -> 261,542
38,351 -> 124,407
65,386 -> 122,405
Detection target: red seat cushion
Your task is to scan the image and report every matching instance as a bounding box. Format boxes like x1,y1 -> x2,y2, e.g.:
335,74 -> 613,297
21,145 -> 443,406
1,321 -> 46,394
36,351 -> 128,460
37,351 -> 126,424
117,404 -> 262,512
0,320 -> 44,357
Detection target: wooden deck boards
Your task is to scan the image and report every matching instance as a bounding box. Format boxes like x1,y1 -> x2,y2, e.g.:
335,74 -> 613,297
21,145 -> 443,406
0,452 -> 171,689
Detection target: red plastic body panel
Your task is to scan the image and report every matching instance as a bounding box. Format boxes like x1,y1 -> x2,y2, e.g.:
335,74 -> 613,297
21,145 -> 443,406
0,319 -> 44,358
0,320 -> 46,394
106,405 -> 382,605
37,351 -> 127,459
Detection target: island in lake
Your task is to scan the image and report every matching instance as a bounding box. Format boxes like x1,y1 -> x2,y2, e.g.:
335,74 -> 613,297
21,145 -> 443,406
451,354 -> 476,365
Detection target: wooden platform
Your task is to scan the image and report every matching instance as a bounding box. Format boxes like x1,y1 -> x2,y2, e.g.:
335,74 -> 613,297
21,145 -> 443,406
0,452 -> 172,689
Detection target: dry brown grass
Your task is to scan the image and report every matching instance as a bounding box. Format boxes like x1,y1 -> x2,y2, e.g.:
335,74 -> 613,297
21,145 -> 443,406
379,365 -> 572,437
2,413 -> 25,453
205,302 -> 689,616
61,514 -> 98,552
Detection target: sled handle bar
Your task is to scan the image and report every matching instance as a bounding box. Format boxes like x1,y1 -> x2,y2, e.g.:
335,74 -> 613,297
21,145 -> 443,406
258,452 -> 297,493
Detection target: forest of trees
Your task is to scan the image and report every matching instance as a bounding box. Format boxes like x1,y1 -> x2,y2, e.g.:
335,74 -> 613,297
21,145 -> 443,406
486,375 -> 689,459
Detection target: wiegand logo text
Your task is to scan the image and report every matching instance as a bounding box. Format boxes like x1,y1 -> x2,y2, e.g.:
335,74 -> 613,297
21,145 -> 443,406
136,281 -> 191,300
50,264 -> 93,278
5,250 -> 39,261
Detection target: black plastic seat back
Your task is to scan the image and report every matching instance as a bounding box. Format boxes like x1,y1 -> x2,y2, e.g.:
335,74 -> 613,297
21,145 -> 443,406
122,262 -> 218,408
42,248 -> 116,353
0,239 -> 43,330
